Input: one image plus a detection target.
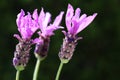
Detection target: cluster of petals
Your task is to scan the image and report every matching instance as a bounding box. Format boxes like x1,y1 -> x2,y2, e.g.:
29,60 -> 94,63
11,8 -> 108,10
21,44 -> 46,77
15,9 -> 39,41
65,4 -> 97,36
32,8 -> 64,38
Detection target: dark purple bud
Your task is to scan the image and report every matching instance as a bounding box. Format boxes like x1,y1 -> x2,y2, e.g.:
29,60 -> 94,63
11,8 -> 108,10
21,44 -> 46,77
59,33 -> 82,63
34,36 -> 50,60
13,40 -> 32,71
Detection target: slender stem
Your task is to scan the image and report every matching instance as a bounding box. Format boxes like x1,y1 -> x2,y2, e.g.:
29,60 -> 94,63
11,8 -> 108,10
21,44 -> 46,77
55,62 -> 64,80
33,59 -> 41,80
16,70 -> 20,80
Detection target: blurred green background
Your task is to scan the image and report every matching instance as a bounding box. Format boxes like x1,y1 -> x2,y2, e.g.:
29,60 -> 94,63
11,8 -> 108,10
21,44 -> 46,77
0,0 -> 120,80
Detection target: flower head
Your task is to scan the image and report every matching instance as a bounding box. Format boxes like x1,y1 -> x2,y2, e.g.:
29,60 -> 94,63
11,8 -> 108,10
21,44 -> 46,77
34,8 -> 64,59
13,9 -> 39,71
59,4 -> 97,63
64,4 -> 97,36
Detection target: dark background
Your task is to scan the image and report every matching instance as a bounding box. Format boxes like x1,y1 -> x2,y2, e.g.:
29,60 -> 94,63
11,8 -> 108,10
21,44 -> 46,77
0,0 -> 120,80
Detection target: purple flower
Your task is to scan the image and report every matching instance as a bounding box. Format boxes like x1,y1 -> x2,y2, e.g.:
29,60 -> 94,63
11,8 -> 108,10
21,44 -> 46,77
63,4 -> 97,36
59,4 -> 97,63
34,8 -> 64,59
13,9 -> 39,70
14,9 -> 39,41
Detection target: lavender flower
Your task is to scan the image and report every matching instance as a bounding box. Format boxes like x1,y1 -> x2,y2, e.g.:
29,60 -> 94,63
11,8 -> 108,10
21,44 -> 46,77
13,9 -> 39,71
34,8 -> 64,59
59,4 -> 97,63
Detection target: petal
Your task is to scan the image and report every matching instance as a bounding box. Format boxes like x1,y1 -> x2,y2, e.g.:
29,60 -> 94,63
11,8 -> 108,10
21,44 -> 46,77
27,12 -> 32,23
18,16 -> 25,32
71,8 -> 81,24
42,25 -> 59,37
44,28 -> 55,36
83,13 -> 97,27
38,8 -> 45,20
65,4 -> 74,32
71,20 -> 79,35
38,8 -> 45,30
33,38 -> 42,44
76,13 -> 97,34
43,12 -> 51,29
74,8 -> 81,19
16,9 -> 25,27
78,14 -> 87,22
71,8 -> 81,35
22,12 -> 33,39
13,34 -> 22,41
32,9 -> 38,21
31,20 -> 39,32
71,14 -> 87,35
66,4 -> 74,19
62,30 -> 67,36
53,11 -> 64,26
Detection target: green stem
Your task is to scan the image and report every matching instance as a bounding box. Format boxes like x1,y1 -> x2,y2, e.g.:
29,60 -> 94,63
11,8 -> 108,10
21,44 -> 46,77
55,62 -> 64,80
33,59 -> 41,80
16,70 -> 20,80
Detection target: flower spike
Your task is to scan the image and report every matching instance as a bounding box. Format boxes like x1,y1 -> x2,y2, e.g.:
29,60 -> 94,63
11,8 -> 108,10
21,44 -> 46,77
34,8 -> 64,59
13,9 -> 39,71
59,4 -> 97,63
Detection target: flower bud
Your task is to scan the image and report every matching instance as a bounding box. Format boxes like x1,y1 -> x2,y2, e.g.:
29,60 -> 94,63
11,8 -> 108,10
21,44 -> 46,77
13,40 -> 32,71
59,33 -> 82,63
34,36 -> 50,60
